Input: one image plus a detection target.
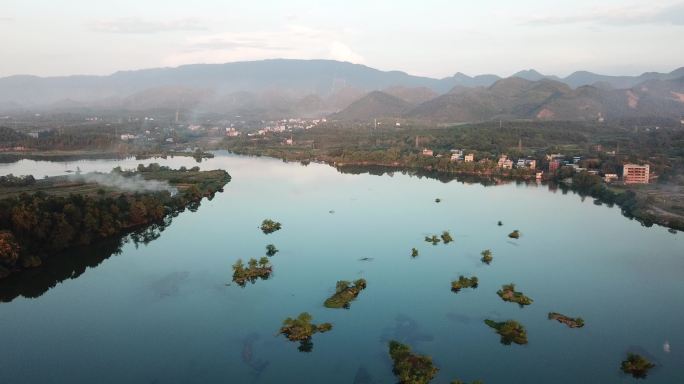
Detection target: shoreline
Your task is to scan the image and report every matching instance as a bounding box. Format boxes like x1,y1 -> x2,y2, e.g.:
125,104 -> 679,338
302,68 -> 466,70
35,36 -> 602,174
226,149 -> 683,232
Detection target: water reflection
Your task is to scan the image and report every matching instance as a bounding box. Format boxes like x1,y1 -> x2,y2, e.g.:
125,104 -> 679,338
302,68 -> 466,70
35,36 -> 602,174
380,314 -> 434,346
352,365 -> 375,384
335,164 -> 658,228
241,333 -> 270,379
0,205 -> 195,302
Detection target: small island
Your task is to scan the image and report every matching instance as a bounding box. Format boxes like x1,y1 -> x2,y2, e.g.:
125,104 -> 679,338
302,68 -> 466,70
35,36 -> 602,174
232,257 -> 272,286
435,198 -> 441,203
441,231 -> 454,244
484,319 -> 528,345
548,312 -> 584,328
508,230 -> 520,239
497,221 -> 503,226
451,275 -> 479,292
279,312 -> 332,352
481,249 -> 493,265
425,235 -> 441,245
266,244 -> 279,256
388,340 -> 438,384
411,248 -> 419,257
260,219 -> 282,234
620,353 -> 655,379
497,283 -> 533,306
324,279 -> 367,309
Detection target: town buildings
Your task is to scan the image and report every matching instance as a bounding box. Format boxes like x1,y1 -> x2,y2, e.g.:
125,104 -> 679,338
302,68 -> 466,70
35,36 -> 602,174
623,164 -> 650,184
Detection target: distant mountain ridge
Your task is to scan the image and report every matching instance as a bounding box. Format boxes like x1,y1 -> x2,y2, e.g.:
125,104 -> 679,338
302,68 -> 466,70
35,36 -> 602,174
334,76 -> 684,123
0,59 -> 682,121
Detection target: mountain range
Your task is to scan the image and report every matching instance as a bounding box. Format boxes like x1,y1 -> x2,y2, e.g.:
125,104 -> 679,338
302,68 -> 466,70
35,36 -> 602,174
0,59 -> 682,122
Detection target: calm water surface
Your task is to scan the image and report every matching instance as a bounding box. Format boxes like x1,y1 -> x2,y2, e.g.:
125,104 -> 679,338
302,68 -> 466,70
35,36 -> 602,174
0,153 -> 681,384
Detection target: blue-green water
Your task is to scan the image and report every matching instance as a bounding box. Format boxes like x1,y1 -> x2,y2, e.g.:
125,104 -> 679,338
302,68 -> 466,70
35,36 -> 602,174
0,153 -> 682,384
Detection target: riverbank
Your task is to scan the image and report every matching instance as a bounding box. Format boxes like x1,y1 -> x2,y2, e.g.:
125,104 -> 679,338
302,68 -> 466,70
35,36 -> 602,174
0,165 -> 231,278
225,147 -> 683,232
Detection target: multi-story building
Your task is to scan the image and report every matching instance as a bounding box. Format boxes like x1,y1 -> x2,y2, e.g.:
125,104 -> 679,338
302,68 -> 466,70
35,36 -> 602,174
464,153 -> 474,162
623,164 -> 650,184
549,159 -> 561,173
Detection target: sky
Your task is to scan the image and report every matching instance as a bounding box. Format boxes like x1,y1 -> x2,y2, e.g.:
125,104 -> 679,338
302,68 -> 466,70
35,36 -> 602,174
0,0 -> 683,78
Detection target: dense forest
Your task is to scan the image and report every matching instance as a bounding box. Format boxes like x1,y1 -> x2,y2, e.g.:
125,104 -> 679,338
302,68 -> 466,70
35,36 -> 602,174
0,165 -> 231,278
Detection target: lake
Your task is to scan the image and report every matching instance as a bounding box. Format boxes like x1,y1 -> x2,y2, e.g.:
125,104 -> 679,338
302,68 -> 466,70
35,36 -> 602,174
0,152 -> 681,384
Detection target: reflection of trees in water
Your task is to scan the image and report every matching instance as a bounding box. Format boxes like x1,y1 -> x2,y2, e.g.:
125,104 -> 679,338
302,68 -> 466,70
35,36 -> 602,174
380,314 -> 434,346
353,365 -> 375,384
335,165 -> 503,187
337,164 -> 660,228
297,338 -> 314,353
240,333 -> 270,380
0,207 -> 187,303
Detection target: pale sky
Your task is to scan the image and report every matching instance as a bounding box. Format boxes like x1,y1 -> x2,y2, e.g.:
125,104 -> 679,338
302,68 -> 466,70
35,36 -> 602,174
1,0 -> 682,78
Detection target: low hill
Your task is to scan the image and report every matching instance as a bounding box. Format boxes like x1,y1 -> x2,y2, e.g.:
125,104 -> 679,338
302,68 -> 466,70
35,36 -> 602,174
383,86 -> 438,105
330,91 -> 412,121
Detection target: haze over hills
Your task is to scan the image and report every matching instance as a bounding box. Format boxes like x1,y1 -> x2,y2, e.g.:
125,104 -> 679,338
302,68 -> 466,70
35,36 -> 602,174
334,77 -> 684,123
330,91 -> 413,121
0,59 -> 682,122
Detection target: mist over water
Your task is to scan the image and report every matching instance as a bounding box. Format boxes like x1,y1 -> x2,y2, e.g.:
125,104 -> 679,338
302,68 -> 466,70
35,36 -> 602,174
69,172 -> 178,195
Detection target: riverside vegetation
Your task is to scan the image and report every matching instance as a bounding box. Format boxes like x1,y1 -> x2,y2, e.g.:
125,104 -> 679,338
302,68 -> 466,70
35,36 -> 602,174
497,283 -> 533,306
388,340 -> 439,384
221,120 -> 684,232
451,276 -> 479,292
279,312 -> 333,352
480,249 -> 493,264
548,312 -> 585,328
440,230 -> 453,244
260,219 -> 282,234
620,353 -> 655,378
323,279 -> 367,309
232,257 -> 272,287
265,244 -> 279,256
0,164 -> 230,278
484,319 -> 529,345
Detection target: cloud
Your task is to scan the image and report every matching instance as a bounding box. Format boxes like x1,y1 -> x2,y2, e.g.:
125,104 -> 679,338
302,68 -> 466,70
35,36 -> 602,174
329,41 -> 365,63
89,17 -> 208,34
162,24 -> 364,67
0,17 -> 14,23
523,2 -> 684,26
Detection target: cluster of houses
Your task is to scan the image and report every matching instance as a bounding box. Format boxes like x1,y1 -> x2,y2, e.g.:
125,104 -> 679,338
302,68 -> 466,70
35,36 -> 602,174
422,148 -> 475,162
421,148 -> 651,184
250,118 -> 325,137
497,154 -> 536,170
